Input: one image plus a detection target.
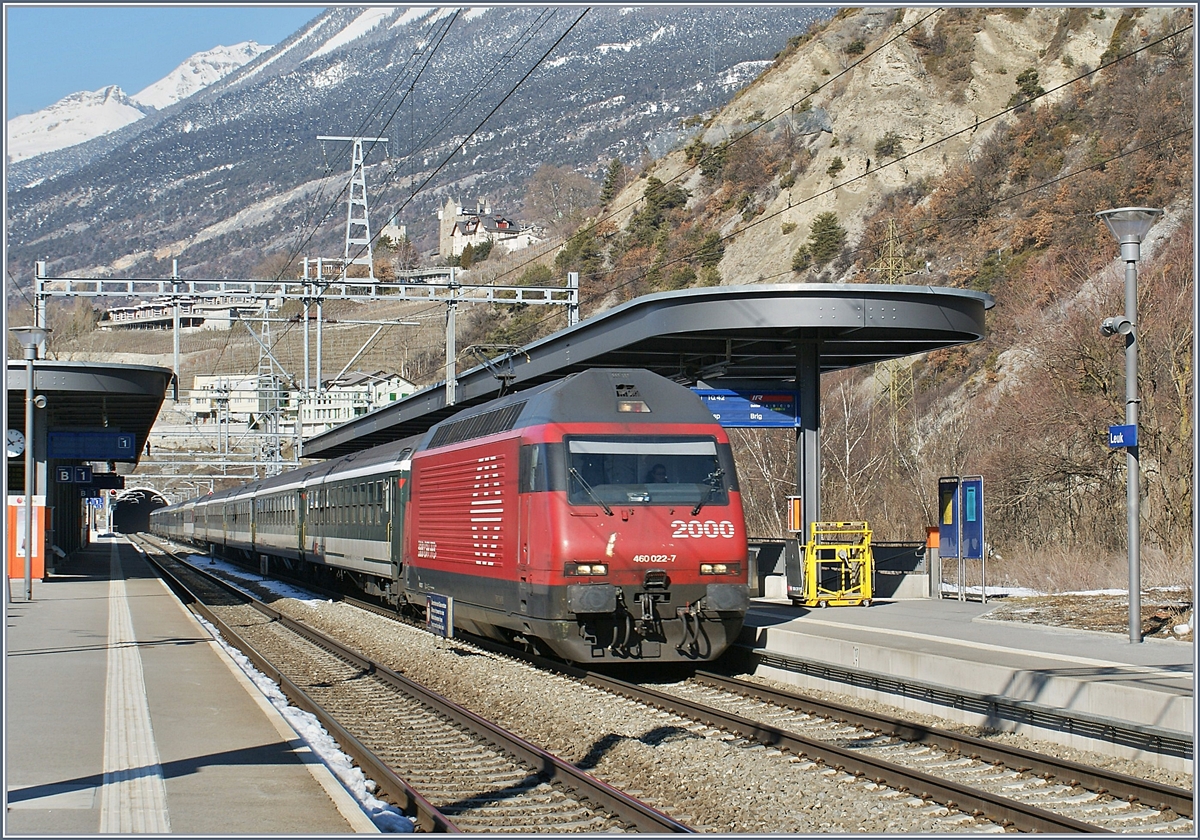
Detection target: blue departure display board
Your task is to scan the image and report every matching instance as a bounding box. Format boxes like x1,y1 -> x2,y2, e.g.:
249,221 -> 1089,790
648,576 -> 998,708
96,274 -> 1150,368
48,431 -> 137,461
692,389 -> 800,428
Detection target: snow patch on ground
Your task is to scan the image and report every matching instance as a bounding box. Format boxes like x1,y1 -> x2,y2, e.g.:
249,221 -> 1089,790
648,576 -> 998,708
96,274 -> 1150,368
193,613 -> 414,832
308,7 -> 393,61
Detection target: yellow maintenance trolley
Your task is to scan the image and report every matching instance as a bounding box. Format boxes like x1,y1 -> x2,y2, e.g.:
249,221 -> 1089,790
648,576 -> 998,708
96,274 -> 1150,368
786,520 -> 874,607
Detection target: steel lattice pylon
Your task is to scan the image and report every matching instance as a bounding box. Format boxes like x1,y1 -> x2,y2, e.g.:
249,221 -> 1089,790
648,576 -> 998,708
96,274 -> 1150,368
319,135 -> 388,281
868,220 -> 920,459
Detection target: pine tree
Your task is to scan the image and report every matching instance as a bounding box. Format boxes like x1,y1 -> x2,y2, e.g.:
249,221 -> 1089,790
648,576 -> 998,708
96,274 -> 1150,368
600,158 -> 625,205
807,212 -> 846,266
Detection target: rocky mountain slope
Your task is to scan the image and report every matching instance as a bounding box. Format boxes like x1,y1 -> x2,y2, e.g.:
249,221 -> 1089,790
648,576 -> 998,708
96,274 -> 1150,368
603,6 -> 1184,286
5,5 -> 828,282
549,5 -> 1192,565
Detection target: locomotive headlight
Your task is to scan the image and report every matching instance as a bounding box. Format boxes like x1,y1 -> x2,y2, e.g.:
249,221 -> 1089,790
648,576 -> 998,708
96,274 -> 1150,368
567,563 -> 608,576
700,563 -> 735,575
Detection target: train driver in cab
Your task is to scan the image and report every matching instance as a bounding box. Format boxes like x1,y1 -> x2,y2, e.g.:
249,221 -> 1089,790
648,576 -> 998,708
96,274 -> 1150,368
646,463 -> 669,483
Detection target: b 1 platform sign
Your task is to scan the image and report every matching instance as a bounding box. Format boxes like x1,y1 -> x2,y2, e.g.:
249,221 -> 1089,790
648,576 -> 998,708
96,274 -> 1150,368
426,593 -> 453,639
938,476 -> 960,560
960,476 -> 984,561
692,389 -> 800,428
56,466 -> 93,484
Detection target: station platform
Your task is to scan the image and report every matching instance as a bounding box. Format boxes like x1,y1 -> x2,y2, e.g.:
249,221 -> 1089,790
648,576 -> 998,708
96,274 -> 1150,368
4,535 -> 378,835
739,597 -> 1195,773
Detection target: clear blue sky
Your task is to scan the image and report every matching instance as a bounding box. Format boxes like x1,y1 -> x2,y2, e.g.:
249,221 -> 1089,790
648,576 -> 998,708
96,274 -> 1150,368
5,5 -> 325,120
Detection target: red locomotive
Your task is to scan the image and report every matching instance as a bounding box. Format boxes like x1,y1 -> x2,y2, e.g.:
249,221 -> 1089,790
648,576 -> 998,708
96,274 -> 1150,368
152,368 -> 750,662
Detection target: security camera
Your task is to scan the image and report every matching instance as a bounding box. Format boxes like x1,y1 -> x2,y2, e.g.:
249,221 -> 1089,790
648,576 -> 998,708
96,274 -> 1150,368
33,395 -> 47,409
1100,316 -> 1134,337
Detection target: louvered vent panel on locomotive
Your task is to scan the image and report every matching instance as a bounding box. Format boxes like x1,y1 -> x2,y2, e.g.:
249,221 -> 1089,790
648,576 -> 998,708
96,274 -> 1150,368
411,443 -> 517,572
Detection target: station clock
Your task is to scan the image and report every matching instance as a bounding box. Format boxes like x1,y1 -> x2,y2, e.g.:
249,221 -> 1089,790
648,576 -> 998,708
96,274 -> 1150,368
7,428 -> 26,457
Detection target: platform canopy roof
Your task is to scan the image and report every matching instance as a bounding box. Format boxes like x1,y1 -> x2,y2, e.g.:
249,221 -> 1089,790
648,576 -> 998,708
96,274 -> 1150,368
302,283 -> 994,459
5,360 -> 173,465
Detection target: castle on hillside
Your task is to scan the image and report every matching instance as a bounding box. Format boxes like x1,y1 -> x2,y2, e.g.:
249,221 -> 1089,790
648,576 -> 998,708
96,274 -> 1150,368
437,197 -> 542,260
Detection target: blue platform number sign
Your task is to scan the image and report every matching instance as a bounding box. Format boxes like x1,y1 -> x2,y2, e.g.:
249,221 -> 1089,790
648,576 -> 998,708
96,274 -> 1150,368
938,476 -> 960,560
1108,424 -> 1137,448
960,476 -> 984,561
426,593 -> 453,639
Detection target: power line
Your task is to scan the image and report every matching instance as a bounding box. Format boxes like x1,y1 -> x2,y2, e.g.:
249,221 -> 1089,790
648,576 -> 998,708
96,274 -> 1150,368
255,8 -> 590,371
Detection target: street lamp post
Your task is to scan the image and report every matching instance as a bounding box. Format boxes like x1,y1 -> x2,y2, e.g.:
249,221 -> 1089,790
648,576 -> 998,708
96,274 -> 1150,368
10,325 -> 49,601
1096,207 -> 1162,644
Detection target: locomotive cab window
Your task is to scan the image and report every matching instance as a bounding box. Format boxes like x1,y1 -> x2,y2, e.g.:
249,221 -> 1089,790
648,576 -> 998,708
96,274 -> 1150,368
565,436 -> 730,507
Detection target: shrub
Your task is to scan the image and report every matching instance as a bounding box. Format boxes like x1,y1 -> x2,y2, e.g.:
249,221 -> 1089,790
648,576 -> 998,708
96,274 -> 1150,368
826,156 -> 845,178
874,131 -> 904,159
792,244 -> 812,272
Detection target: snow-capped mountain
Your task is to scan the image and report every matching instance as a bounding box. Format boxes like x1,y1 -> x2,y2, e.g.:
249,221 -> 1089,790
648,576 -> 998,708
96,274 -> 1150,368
5,42 -> 269,164
6,6 -> 829,279
131,41 -> 270,110
6,86 -> 146,163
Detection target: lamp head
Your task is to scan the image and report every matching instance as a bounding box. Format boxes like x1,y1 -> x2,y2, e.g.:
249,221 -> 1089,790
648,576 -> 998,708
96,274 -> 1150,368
10,325 -> 50,360
1096,207 -> 1163,261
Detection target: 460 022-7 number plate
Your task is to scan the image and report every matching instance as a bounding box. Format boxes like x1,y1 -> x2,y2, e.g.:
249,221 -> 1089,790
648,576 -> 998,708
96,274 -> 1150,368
632,554 -> 677,563
671,519 -> 737,538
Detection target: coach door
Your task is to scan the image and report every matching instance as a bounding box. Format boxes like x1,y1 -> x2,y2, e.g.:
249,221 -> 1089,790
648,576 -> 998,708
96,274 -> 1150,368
297,481 -> 309,559
389,450 -> 413,598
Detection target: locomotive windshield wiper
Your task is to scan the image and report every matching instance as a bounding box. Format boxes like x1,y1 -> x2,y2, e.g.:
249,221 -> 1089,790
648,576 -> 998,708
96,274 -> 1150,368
692,468 -> 725,516
569,467 -> 614,515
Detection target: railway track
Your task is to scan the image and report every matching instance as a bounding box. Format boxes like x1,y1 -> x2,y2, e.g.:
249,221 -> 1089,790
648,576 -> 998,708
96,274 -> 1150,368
317,574 -> 1193,831
141,535 -> 1193,833
626,673 -> 1194,834
132,536 -> 690,834
352,595 -> 1192,832
729,645 -> 1193,763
